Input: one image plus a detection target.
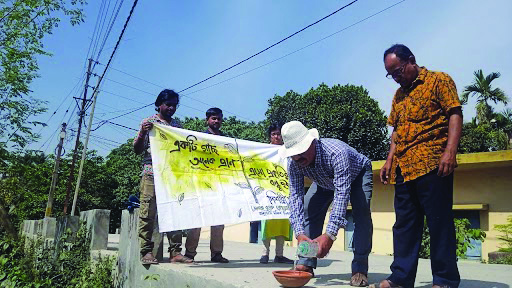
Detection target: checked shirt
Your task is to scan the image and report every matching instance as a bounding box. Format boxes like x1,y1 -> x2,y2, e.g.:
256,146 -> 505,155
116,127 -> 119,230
287,138 -> 370,237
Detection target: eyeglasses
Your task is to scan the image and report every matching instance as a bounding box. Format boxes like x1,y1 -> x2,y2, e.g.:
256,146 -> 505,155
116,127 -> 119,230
386,62 -> 408,79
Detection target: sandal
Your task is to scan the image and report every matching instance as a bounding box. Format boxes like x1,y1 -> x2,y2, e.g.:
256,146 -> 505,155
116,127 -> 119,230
369,280 -> 403,288
350,272 -> 369,287
292,264 -> 315,278
170,253 -> 195,264
141,252 -> 158,265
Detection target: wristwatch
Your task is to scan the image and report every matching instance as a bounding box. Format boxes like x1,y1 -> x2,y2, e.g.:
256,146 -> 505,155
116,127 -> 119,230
326,232 -> 337,241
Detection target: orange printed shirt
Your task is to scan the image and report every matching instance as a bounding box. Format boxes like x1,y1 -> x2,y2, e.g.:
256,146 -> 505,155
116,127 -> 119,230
387,67 -> 461,183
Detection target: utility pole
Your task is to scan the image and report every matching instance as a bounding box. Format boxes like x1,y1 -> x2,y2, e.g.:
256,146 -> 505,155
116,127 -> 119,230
64,58 -> 93,215
71,86 -> 100,216
45,123 -> 67,218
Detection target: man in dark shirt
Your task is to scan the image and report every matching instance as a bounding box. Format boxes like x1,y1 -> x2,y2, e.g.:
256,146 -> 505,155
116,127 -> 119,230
184,107 -> 229,263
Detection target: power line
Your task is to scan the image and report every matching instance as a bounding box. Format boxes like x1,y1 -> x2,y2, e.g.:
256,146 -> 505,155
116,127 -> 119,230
88,133 -> 124,145
97,79 -> 253,121
176,0 -> 358,93
93,1 -> 360,123
93,0 -> 403,127
105,120 -> 138,131
96,0 -> 125,62
180,0 -> 407,98
89,0 -> 404,133
101,74 -> 252,120
95,0 -> 138,88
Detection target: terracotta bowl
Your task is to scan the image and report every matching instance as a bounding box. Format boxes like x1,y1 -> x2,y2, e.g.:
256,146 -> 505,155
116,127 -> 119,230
272,270 -> 313,287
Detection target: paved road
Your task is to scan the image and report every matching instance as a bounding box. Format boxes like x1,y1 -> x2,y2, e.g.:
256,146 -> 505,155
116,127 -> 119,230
108,235 -> 512,287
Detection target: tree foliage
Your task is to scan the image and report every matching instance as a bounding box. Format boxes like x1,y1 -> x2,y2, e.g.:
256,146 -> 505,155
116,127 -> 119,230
265,83 -> 389,160
461,69 -> 509,125
180,116 -> 267,143
0,0 -> 85,148
459,121 -> 508,153
0,145 -> 124,232
495,216 -> 512,253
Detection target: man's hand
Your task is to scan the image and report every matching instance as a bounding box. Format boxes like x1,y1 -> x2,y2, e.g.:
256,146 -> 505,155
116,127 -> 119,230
141,121 -> 153,134
438,148 -> 458,177
297,234 -> 312,243
380,159 -> 393,184
314,234 -> 334,258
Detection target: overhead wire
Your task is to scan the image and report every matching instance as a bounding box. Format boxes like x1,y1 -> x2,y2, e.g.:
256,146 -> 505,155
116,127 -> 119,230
176,0 -> 359,93
183,0 -> 407,97
89,0 -> 405,139
92,0 -> 404,130
96,0 -> 125,63
94,1 -> 361,121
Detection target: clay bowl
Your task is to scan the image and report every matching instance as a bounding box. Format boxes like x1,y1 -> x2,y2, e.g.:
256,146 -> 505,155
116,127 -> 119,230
272,270 -> 313,287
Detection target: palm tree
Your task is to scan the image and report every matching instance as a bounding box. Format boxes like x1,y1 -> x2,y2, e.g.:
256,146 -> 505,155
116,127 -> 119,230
493,108 -> 512,149
461,70 -> 509,124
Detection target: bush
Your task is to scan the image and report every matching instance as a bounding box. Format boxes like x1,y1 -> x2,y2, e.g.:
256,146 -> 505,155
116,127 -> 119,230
494,216 -> 512,253
489,254 -> 512,265
419,218 -> 486,259
0,224 -> 114,287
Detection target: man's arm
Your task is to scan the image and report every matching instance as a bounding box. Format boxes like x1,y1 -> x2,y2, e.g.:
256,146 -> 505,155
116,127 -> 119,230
438,107 -> 463,177
315,152 -> 351,258
380,130 -> 397,184
326,152 -> 351,237
287,161 -> 306,238
133,121 -> 153,154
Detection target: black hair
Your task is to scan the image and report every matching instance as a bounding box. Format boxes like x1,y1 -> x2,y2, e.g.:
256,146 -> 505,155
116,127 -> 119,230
383,44 -> 414,62
155,89 -> 179,111
206,107 -> 223,119
267,123 -> 282,138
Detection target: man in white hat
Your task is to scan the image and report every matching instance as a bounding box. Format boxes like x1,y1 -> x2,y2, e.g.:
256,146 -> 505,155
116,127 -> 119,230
280,121 -> 373,287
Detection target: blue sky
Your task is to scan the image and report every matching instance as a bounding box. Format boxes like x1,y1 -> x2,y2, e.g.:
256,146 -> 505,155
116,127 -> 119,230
30,0 -> 512,155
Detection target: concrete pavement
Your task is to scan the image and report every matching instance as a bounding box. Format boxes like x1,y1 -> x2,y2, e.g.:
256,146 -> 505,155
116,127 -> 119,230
108,234 -> 512,287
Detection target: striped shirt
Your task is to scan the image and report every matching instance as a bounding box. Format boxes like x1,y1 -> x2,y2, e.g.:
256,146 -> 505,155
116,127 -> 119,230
287,138 -> 371,237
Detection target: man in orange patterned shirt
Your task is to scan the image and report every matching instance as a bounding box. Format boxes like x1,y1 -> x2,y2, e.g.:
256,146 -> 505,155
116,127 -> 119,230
373,45 -> 463,288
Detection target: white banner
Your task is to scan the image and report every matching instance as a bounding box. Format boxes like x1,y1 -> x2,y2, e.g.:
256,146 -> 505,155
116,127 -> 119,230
149,124 -> 291,232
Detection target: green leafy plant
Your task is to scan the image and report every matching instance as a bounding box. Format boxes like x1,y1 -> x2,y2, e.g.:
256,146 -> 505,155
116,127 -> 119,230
0,223 -> 114,287
494,216 -> 512,253
419,218 -> 486,259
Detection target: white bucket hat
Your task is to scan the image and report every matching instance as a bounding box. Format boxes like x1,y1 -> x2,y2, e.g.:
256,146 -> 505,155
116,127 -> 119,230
278,121 -> 319,158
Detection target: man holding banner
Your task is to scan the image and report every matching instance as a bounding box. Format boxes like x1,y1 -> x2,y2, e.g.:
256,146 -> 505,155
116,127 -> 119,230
134,89 -> 193,265
184,107 -> 229,264
280,121 -> 373,287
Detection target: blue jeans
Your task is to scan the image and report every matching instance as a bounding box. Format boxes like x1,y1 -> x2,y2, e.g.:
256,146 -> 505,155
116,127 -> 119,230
297,164 -> 373,274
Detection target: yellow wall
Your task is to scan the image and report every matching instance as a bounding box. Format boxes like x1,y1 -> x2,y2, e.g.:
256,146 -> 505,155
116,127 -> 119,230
215,151 -> 512,260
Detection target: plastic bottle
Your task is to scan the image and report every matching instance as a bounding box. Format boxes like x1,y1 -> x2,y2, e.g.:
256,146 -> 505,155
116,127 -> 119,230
297,241 -> 319,258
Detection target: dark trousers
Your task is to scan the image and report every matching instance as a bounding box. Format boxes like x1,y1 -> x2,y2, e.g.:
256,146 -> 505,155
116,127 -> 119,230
388,167 -> 460,288
297,164 -> 373,273
249,221 -> 260,243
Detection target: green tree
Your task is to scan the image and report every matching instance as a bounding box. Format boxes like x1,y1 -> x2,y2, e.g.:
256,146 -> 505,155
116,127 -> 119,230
459,121 -> 508,153
0,0 -> 85,148
181,116 -> 267,143
104,139 -> 142,232
492,108 -> 512,148
0,146 -> 119,233
461,70 -> 509,125
265,83 -> 389,160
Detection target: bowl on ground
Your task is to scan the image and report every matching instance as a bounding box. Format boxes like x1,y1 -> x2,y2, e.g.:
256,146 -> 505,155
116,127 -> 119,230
272,270 -> 313,287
